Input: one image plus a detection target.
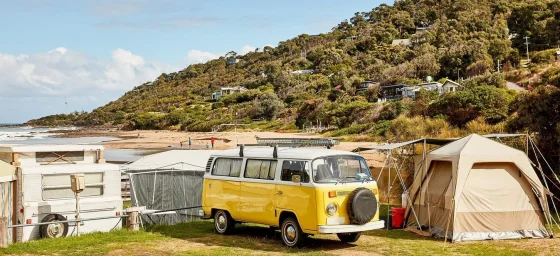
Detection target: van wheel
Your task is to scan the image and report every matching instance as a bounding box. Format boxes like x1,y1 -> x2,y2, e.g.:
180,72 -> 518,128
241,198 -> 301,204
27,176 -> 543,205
214,210 -> 234,234
337,232 -> 362,243
281,217 -> 304,247
40,214 -> 69,239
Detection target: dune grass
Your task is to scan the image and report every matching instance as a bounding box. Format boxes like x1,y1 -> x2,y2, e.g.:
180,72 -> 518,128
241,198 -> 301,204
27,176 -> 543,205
2,205 -> 559,256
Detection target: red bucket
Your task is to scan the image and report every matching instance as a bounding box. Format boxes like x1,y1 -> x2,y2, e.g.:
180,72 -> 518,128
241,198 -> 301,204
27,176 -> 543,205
391,207 -> 406,229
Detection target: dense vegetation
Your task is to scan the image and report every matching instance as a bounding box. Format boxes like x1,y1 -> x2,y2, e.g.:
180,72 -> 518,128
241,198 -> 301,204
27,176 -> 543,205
29,0 -> 560,159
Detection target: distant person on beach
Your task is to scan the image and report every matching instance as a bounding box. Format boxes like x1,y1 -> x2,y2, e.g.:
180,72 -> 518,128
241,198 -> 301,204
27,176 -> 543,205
211,137 -> 215,148
188,137 -> 192,149
206,143 -> 210,149
180,141 -> 183,149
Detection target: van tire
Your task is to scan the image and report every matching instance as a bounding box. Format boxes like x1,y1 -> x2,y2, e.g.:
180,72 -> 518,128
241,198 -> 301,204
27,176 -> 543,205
40,214 -> 69,239
337,232 -> 362,243
281,217 -> 304,247
347,187 -> 377,225
214,210 -> 234,234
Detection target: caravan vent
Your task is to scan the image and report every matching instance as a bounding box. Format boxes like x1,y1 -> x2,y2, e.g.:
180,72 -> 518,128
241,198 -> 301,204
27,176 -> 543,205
206,157 -> 214,172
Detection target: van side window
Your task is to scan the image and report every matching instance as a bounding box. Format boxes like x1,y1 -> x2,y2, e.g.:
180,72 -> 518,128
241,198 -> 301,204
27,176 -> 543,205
212,158 -> 242,177
245,159 -> 277,180
281,161 -> 310,183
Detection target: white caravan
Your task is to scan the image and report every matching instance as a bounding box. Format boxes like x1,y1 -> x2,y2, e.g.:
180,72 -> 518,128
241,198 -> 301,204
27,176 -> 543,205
0,144 -> 122,242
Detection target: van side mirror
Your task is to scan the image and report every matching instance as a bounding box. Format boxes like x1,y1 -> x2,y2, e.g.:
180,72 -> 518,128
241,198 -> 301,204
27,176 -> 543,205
292,175 -> 301,183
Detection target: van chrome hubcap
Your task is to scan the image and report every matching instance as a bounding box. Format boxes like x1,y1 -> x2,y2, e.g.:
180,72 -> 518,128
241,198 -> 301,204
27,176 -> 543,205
285,225 -> 296,242
217,215 -> 226,230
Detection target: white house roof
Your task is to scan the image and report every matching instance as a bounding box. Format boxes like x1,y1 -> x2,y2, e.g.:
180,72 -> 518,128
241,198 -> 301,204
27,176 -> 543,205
392,39 -> 411,46
0,144 -> 104,153
125,150 -> 220,171
213,147 -> 360,160
443,80 -> 461,87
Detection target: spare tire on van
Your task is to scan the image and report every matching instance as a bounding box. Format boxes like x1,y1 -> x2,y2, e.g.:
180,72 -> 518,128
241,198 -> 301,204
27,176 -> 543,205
347,187 -> 377,225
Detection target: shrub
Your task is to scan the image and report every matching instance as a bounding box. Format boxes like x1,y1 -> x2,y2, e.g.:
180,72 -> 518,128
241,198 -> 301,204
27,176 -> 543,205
531,49 -> 557,64
428,86 -> 513,126
251,92 -> 285,120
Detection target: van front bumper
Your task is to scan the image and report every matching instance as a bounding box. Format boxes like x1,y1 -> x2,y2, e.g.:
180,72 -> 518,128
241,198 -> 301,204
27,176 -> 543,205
318,220 -> 385,234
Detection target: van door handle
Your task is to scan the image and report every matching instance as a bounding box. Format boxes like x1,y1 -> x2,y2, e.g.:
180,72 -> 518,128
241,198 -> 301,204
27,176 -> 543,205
276,191 -> 283,195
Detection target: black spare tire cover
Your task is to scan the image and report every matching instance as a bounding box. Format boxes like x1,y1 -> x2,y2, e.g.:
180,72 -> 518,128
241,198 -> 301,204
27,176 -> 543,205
347,187 -> 377,225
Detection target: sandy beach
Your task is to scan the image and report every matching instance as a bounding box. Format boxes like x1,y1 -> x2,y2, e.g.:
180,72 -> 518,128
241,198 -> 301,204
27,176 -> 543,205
55,129 -> 386,166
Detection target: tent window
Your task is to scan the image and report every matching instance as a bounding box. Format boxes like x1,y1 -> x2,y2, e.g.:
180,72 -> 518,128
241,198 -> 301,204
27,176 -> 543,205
244,159 -> 277,180
42,173 -> 104,200
211,158 -> 242,177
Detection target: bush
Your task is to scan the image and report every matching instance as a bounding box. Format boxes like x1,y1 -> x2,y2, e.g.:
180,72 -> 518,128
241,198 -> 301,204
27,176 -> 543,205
428,86 -> 513,126
541,66 -> 560,87
133,112 -> 167,129
531,49 -> 557,64
251,92 -> 285,120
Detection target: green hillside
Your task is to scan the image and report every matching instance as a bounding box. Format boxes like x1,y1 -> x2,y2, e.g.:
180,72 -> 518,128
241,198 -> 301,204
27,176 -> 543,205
28,0 -> 560,151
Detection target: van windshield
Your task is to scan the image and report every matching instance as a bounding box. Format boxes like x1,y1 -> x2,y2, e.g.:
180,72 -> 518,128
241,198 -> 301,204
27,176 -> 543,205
312,155 -> 372,183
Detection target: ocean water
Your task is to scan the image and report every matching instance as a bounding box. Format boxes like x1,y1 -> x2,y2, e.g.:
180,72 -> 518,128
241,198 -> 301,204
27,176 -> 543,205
0,126 -> 77,142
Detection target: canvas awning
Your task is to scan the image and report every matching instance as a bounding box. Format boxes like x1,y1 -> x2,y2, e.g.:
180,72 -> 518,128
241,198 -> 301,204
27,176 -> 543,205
351,134 -> 526,152
0,160 -> 16,182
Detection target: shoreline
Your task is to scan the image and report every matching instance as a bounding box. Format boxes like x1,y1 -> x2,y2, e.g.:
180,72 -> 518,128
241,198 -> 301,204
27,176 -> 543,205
50,128 -> 386,166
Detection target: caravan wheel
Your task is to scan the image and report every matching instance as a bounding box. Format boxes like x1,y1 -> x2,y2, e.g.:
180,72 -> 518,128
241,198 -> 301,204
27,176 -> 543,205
40,214 -> 69,239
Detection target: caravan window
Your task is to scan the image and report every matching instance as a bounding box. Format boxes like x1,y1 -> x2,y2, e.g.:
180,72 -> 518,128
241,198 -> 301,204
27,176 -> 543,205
244,159 -> 277,180
281,160 -> 310,183
212,158 -> 242,177
42,173 -> 104,200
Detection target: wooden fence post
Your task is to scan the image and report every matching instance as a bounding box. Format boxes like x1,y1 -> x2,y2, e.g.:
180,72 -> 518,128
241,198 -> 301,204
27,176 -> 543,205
0,217 -> 8,248
125,206 -> 145,231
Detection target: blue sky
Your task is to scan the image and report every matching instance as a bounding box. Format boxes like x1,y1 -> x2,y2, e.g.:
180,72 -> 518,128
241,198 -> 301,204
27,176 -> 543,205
0,0 -> 387,123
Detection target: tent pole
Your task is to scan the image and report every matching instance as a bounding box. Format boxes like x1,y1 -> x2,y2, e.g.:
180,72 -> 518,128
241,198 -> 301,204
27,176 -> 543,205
387,150 -> 391,230
421,138 -> 427,230
394,156 -> 422,230
529,137 -> 560,232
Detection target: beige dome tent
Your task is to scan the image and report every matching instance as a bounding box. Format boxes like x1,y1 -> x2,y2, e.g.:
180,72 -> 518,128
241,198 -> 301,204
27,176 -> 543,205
405,134 -> 553,242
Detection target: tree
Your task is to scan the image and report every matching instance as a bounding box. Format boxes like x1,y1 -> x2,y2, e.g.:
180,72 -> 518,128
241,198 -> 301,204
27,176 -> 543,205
428,86 -> 513,125
252,93 -> 285,120
510,86 -> 560,169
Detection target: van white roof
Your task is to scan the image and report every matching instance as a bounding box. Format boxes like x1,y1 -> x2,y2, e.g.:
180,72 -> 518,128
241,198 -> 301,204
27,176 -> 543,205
212,147 -> 360,160
0,144 -> 104,153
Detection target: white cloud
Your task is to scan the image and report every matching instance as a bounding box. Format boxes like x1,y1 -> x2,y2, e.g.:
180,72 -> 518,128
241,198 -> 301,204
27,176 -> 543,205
240,45 -> 257,55
186,49 -> 222,65
0,47 -> 176,121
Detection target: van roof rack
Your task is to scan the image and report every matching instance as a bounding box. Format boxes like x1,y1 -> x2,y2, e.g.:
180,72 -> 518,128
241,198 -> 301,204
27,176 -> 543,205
255,137 -> 340,148
236,138 -> 340,158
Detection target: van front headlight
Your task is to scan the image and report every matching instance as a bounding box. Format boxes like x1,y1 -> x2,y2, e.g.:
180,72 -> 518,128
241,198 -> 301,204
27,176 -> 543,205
326,202 -> 338,216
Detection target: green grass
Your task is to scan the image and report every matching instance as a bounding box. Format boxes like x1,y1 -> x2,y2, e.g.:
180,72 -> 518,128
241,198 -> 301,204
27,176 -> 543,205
2,219 -> 559,255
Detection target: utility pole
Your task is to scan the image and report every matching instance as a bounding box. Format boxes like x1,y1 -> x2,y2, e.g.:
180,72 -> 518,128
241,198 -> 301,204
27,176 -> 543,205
497,59 -> 501,73
524,36 -> 531,62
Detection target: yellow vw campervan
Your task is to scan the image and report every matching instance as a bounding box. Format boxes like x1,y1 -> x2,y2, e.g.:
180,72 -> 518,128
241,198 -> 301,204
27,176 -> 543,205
201,146 -> 384,247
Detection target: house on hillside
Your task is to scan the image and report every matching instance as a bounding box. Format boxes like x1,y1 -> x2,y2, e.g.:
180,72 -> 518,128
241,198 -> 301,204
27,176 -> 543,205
442,79 -> 461,93
556,47 -> 560,62
291,70 -> 315,75
418,82 -> 443,94
211,86 -> 248,101
226,58 -> 240,66
378,84 -> 409,102
357,81 -> 380,91
391,39 -> 411,47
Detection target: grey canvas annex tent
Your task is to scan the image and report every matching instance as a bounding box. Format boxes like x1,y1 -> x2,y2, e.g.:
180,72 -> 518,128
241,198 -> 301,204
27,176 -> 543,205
404,134 -> 552,242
